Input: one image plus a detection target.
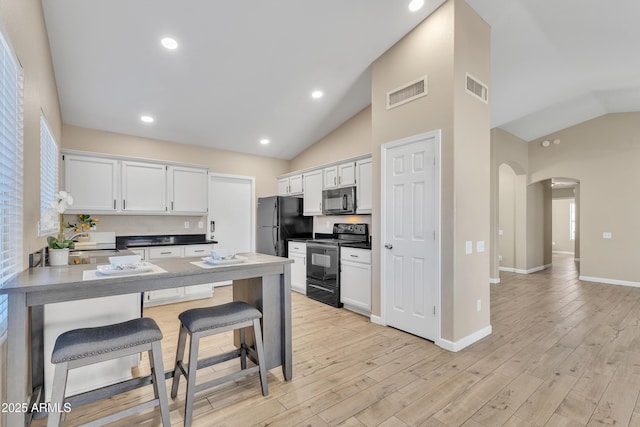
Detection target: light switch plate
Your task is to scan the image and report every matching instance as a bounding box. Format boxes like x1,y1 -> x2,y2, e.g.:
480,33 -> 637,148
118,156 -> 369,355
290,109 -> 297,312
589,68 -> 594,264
198,221 -> 203,229
476,241 -> 485,253
498,229 -> 504,236
184,221 -> 190,229
465,241 -> 473,255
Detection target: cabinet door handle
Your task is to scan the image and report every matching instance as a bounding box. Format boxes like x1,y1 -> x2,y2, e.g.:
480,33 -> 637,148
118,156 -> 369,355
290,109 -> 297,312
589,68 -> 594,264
194,249 -> 205,253
171,201 -> 174,210
160,251 -> 172,255
350,254 -> 359,258
113,200 -> 116,209
334,177 -> 337,185
123,200 -> 126,210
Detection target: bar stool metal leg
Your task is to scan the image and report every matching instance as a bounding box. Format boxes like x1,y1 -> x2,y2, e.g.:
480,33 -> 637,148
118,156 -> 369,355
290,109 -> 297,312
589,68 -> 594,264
171,324 -> 188,399
149,340 -> 171,426
184,330 -> 201,427
47,360 -> 69,427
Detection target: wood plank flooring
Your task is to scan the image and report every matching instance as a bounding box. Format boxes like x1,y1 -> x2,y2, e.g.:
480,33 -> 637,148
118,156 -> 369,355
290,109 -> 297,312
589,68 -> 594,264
33,254 -> 640,426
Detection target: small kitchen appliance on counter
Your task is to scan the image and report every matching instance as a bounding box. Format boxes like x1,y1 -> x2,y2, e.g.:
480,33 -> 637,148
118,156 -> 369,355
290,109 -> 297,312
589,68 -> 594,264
306,223 -> 369,307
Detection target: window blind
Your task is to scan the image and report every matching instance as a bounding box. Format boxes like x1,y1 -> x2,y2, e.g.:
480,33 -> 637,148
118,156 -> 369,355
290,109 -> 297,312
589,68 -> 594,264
0,30 -> 24,340
40,113 -> 59,235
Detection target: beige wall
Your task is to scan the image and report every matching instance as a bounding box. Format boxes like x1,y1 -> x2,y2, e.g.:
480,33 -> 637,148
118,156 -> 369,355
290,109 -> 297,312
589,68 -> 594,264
63,125 -> 289,199
290,106 -> 372,171
0,0 -> 63,424
498,164 -> 516,269
491,128 -> 528,280
552,198 -> 575,253
371,0 -> 490,343
529,113 -> 640,283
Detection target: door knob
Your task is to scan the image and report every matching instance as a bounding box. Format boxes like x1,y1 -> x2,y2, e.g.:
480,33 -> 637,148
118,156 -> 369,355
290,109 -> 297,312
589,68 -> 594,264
384,244 -> 393,249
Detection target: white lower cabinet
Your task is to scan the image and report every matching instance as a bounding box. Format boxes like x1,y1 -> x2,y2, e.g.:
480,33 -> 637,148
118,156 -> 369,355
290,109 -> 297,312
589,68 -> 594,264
140,245 -> 214,306
340,247 -> 371,314
288,241 -> 307,294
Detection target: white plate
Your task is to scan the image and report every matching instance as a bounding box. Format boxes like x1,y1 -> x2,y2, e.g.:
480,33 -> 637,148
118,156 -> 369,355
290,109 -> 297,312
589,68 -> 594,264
201,255 -> 247,266
96,262 -> 154,276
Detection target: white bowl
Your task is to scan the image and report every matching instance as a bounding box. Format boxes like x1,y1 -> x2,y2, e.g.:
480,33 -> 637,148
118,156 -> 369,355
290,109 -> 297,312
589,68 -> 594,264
211,249 -> 236,260
109,255 -> 142,266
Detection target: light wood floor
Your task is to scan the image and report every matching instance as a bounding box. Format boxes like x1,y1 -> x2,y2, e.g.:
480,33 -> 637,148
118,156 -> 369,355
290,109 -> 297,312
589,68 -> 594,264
34,254 -> 640,426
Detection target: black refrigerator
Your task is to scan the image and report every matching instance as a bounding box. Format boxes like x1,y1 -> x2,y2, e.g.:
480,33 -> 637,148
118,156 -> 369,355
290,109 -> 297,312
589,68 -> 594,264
257,196 -> 312,257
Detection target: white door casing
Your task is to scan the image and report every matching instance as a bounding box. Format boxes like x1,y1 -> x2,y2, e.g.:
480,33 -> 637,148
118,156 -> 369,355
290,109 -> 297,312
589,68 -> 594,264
208,174 -> 255,253
381,130 -> 440,342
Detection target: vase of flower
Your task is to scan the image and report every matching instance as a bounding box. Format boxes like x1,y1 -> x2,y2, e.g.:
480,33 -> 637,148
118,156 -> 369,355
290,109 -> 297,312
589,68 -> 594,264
43,191 -> 75,266
48,248 -> 70,266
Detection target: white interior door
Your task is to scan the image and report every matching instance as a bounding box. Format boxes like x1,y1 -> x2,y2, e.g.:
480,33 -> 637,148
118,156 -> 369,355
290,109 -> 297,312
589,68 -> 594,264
208,174 -> 255,253
382,132 -> 439,341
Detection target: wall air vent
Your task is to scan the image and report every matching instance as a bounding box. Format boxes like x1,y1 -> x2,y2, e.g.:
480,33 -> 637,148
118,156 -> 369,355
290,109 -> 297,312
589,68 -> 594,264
386,76 -> 428,110
465,72 -> 488,103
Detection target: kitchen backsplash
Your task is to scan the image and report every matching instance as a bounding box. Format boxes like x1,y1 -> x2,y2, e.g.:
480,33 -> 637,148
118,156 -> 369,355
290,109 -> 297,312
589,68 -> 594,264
313,215 -> 372,235
63,214 -> 208,236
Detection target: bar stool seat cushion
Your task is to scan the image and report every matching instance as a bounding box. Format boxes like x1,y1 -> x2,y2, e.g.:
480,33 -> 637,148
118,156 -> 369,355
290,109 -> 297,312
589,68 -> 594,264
51,317 -> 163,363
179,301 -> 262,333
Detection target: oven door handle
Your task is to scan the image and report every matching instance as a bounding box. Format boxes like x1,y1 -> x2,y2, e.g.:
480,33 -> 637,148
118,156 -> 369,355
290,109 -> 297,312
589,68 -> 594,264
308,283 -> 335,294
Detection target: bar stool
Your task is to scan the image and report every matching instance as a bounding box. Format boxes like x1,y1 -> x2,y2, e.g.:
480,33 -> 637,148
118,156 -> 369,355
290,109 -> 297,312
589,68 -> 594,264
171,301 -> 268,427
47,317 -> 170,427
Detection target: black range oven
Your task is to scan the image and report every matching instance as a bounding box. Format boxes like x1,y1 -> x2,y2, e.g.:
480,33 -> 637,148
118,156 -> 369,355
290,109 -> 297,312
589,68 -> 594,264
306,223 -> 369,308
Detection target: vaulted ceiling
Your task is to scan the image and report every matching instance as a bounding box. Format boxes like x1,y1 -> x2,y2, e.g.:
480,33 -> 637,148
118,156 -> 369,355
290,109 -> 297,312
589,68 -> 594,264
42,1 -> 640,159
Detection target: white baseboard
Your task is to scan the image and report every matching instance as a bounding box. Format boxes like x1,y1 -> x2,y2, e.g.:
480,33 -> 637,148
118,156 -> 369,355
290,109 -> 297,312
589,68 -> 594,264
437,325 -> 492,352
552,251 -> 575,255
370,314 -> 385,326
579,276 -> 640,288
501,264 -> 551,274
489,277 -> 500,284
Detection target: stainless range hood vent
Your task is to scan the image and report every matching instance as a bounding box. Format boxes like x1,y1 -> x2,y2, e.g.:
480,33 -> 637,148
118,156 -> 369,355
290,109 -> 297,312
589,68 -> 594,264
465,72 -> 489,103
386,76 -> 428,110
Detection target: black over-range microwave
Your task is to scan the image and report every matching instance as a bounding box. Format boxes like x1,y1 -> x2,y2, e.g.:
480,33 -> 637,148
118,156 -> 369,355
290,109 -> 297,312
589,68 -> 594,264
322,186 -> 356,215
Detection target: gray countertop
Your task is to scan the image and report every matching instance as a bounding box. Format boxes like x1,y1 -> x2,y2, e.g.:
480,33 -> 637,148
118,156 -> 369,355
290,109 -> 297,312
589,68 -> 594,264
1,253 -> 293,301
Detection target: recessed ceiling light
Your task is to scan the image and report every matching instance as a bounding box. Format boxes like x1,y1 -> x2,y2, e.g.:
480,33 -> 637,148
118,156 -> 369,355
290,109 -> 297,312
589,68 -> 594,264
260,138 -> 270,145
140,115 -> 154,123
161,37 -> 178,50
408,0 -> 424,12
311,90 -> 324,99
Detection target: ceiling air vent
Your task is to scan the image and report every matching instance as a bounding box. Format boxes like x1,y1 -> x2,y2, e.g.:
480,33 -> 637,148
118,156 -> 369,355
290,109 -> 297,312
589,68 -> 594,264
465,72 -> 488,103
386,76 -> 428,110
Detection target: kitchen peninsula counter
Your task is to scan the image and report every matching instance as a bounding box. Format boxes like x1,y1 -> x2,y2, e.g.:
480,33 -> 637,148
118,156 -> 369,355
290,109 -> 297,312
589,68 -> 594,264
1,253 -> 293,426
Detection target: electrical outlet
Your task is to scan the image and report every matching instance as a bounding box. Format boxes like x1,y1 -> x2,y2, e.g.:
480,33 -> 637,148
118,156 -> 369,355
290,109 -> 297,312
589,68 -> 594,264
184,221 -> 190,229
476,241 -> 485,253
477,299 -> 481,311
603,232 -> 612,239
198,221 -> 203,229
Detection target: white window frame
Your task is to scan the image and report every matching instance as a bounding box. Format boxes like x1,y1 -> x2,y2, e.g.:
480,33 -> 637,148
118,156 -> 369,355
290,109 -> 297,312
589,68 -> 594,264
0,27 -> 24,342
569,201 -> 576,241
40,112 -> 59,236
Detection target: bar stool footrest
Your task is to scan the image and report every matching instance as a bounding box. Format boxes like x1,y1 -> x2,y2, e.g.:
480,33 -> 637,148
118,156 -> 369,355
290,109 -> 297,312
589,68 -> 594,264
194,366 -> 261,394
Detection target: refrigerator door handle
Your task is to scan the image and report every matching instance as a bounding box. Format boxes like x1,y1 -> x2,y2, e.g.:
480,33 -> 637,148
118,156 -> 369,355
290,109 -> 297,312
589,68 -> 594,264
272,226 -> 278,255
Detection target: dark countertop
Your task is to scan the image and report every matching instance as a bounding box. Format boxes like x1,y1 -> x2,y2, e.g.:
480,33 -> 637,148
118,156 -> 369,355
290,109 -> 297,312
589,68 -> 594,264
116,234 -> 217,249
340,242 -> 371,250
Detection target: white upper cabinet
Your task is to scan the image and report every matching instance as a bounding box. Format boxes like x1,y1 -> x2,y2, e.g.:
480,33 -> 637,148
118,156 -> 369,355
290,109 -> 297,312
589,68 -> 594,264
62,151 -> 209,215
324,161 -> 356,189
121,161 -> 167,212
356,158 -> 372,214
167,166 -> 208,214
303,170 -> 323,216
278,174 -> 303,195
63,154 -> 119,212
338,162 -> 356,187
323,166 -> 338,189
